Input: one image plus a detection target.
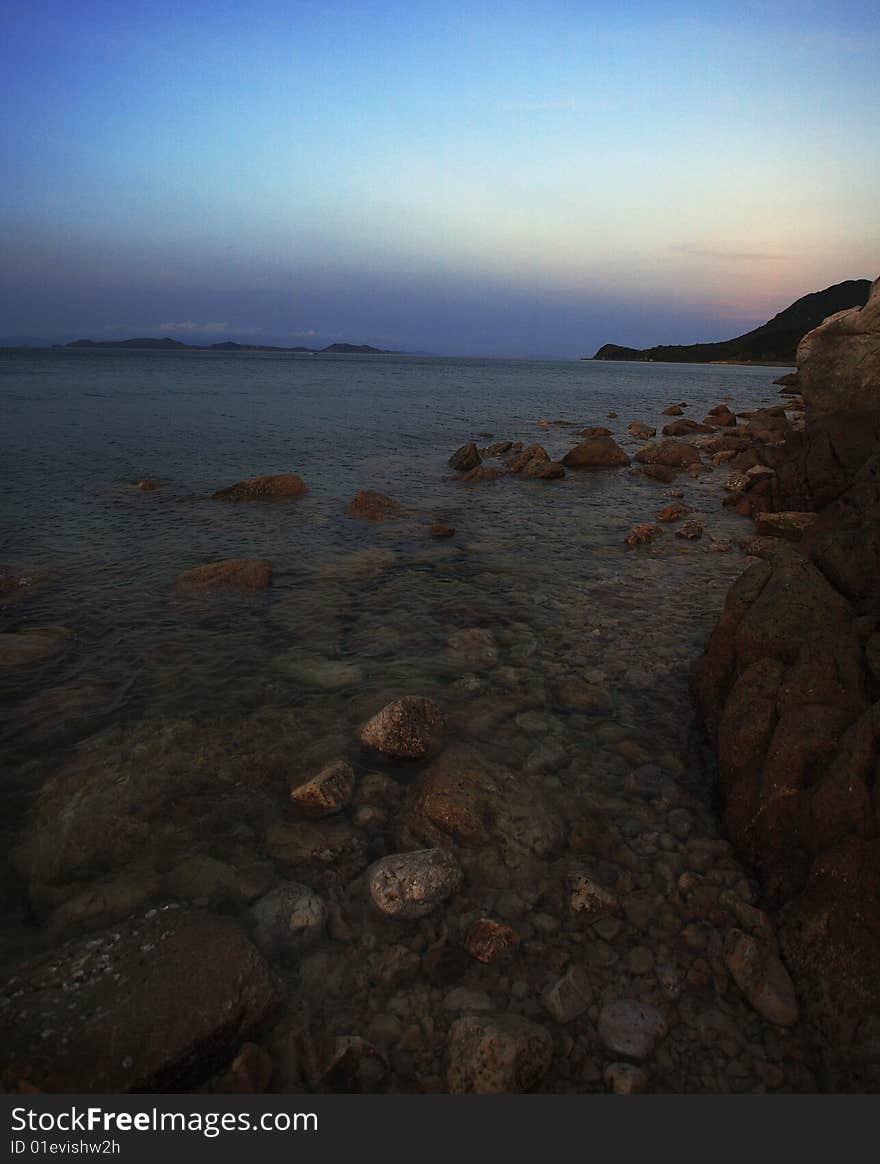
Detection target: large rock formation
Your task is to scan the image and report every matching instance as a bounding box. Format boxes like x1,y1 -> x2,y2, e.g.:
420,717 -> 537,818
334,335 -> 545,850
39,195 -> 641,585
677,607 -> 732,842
693,276 -> 880,1091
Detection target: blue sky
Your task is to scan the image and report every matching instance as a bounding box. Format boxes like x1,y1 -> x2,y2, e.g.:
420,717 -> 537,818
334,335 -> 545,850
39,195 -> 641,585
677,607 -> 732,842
1,0 -> 878,355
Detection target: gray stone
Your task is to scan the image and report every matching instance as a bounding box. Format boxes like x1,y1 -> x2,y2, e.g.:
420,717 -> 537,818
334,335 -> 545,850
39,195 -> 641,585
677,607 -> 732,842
597,1000 -> 668,1059
249,883 -> 326,956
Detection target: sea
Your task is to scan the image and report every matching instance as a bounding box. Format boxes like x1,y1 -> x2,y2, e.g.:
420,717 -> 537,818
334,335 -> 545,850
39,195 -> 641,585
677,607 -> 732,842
0,348 -> 782,974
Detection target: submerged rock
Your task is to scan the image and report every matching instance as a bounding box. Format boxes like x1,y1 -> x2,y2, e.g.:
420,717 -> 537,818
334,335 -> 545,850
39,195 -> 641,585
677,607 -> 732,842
723,928 -> 799,1027
0,627 -> 71,669
676,519 -> 705,540
465,918 -> 520,964
541,965 -> 592,1023
662,404 -> 684,415
346,489 -> 405,521
656,500 -> 691,523
174,559 -> 272,592
0,907 -> 280,1092
368,848 -> 463,918
460,465 -> 503,482
211,472 -> 308,501
359,696 -> 445,760
626,524 -> 663,547
597,1000 -> 668,1059
446,1014 -> 553,1093
249,883 -> 327,957
430,524 -> 456,538
290,760 -> 355,817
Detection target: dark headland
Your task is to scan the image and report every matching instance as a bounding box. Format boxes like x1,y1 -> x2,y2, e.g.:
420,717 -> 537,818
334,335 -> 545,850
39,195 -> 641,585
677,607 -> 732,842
60,338 -> 396,354
590,279 -> 872,365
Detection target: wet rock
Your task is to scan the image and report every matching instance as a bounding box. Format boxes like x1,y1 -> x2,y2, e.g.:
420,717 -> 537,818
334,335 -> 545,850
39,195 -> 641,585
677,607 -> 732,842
641,464 -> 679,484
597,1000 -> 668,1059
346,489 -> 404,521
578,426 -> 613,438
657,500 -> 691,523
662,405 -> 684,416
755,511 -> 817,541
444,987 -> 493,1012
635,440 -> 702,468
368,848 -> 463,918
165,856 -> 265,908
507,444 -> 550,473
723,928 -> 799,1027
8,679 -> 114,740
568,871 -> 618,918
676,519 -> 705,540
446,1014 -> 553,1093
541,965 -> 592,1023
0,907 -> 280,1092
212,472 -> 308,501
525,459 -> 565,479
47,874 -> 162,938
563,436 -> 630,468
465,918 -> 520,963
249,883 -> 326,957
174,559 -> 272,592
483,441 -> 513,457
448,442 -> 482,471
359,696 -> 445,760
281,654 -> 363,690
626,524 -> 663,547
134,478 -> 160,490
290,760 -> 355,817
662,419 -> 714,436
430,524 -> 456,539
553,677 -> 611,713
0,627 -> 71,669
264,819 -> 367,871
628,421 -> 656,439
605,1062 -> 650,1094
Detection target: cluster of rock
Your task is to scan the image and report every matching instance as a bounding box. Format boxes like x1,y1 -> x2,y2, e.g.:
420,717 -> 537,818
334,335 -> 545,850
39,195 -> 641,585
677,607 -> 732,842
694,276 -> 880,1090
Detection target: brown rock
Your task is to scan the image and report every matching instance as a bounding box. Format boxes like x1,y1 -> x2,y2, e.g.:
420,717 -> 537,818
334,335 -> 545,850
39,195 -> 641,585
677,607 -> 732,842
525,459 -> 565,479
290,760 -> 355,817
465,918 -> 520,964
635,440 -> 702,468
134,478 -> 160,490
676,519 -> 705,540
578,426 -> 613,438
625,524 -> 663,547
446,1015 -> 553,1093
460,465 -> 503,483
628,421 -> 656,439
448,442 -> 481,471
507,444 -> 550,473
755,511 -> 817,541
662,405 -> 684,416
656,500 -> 691,523
174,559 -> 272,592
368,848 -> 463,918
483,441 -> 513,457
723,928 -> 799,1026
563,436 -> 630,468
430,524 -> 456,538
346,489 -> 404,520
662,419 -> 714,436
212,472 -> 308,501
359,696 -> 445,760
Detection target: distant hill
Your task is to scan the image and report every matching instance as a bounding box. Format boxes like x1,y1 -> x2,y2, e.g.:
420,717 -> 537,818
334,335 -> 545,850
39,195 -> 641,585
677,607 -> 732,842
64,338 -> 394,354
591,279 -> 872,365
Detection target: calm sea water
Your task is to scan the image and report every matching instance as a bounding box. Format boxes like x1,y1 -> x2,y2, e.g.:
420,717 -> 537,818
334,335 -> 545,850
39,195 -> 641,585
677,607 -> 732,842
0,348 -> 780,941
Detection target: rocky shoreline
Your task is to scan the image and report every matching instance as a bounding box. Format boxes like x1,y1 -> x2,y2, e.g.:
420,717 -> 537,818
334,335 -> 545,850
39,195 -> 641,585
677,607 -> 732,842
2,292 -> 877,1094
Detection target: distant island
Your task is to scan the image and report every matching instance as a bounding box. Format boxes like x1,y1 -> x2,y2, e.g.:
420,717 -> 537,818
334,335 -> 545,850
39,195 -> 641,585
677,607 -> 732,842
59,338 -> 396,354
590,279 -> 872,365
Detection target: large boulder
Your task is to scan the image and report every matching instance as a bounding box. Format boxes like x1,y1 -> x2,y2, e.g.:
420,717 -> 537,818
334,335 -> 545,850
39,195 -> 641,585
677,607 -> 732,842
212,472 -> 308,501
797,277 -> 880,418
562,435 -> 630,468
0,907 -> 280,1092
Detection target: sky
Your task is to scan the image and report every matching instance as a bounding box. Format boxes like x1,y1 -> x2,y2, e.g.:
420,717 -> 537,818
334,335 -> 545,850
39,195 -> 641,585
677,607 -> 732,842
1,0 -> 878,357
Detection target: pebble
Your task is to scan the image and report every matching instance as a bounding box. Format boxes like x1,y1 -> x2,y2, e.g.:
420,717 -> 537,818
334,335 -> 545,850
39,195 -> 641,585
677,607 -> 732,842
597,1000 -> 669,1059
368,848 -> 463,919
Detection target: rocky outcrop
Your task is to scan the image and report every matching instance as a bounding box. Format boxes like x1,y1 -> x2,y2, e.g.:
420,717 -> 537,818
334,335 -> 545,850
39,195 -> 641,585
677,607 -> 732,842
693,275 -> 880,1090
562,435 -> 630,468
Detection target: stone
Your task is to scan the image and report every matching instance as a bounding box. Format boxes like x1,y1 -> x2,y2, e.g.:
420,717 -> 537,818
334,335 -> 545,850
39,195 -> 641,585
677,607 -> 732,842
578,426 -> 613,438
483,441 -> 513,457
626,524 -> 663,547
346,489 -> 404,521
755,511 -> 817,541
597,1000 -> 668,1059
430,524 -> 456,538
723,929 -> 799,1027
662,405 -> 684,416
662,419 -> 714,436
0,627 -> 71,669
0,907 -> 280,1092
445,627 -> 499,669
507,444 -> 550,473
359,696 -> 445,760
174,559 -> 272,592
134,478 -> 160,490
524,459 -> 565,479
368,848 -> 463,919
657,500 -> 691,523
676,519 -> 705,540
448,442 -> 481,471
322,1037 -> 388,1093
446,1015 -> 553,1093
569,872 -> 618,918
465,918 -> 520,963
635,440 -> 702,468
249,883 -> 327,957
211,472 -> 308,501
541,965 -> 592,1023
460,465 -> 503,483
290,760 -> 355,817
562,436 -> 630,468
628,421 -> 656,439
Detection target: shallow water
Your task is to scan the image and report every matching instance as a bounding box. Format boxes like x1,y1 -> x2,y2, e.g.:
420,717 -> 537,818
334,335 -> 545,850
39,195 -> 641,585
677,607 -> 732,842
0,350 -> 814,1092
